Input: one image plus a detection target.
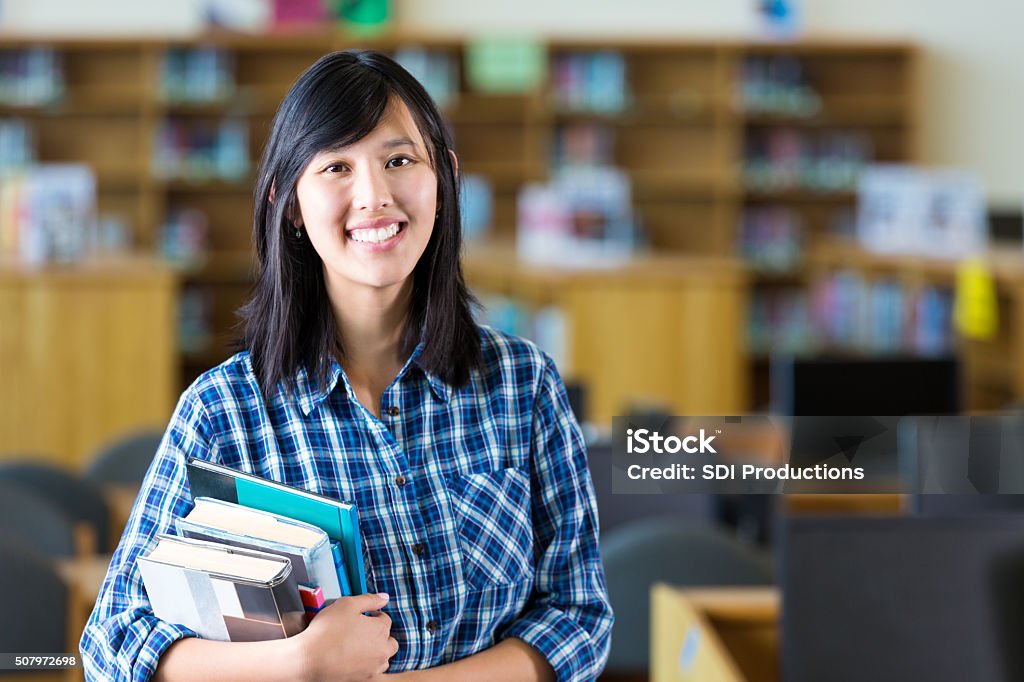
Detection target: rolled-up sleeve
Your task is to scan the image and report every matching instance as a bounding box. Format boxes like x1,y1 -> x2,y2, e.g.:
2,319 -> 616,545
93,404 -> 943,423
501,355 -> 614,682
80,388 -> 213,681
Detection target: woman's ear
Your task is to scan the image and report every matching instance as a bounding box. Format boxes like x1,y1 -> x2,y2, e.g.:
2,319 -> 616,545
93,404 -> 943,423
270,182 -> 303,227
448,149 -> 459,179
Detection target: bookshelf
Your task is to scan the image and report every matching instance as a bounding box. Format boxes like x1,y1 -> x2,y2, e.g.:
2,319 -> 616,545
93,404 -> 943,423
1,35 -> 934,414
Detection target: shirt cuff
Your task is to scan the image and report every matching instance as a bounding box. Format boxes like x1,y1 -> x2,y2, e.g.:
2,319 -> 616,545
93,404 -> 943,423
132,618 -> 196,682
82,614 -> 196,682
501,607 -> 606,682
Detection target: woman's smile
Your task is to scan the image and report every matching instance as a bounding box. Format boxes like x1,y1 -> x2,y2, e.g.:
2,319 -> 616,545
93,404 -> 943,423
346,217 -> 407,248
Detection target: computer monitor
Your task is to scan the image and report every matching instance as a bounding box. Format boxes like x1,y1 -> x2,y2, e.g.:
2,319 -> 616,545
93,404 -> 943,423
771,355 -> 962,482
771,354 -> 962,416
782,516 -> 1024,682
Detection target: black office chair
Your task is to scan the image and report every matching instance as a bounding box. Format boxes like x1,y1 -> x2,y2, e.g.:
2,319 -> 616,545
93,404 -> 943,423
586,443 -> 716,535
0,460 -> 109,551
0,481 -> 81,558
0,536 -> 69,654
599,518 -> 774,678
83,429 -> 164,486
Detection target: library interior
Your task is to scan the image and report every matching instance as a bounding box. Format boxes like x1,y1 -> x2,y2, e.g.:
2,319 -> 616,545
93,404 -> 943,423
2,1 -> 1023,680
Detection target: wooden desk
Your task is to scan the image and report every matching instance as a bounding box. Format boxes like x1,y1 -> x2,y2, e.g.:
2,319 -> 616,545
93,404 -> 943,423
783,493 -> 906,515
57,554 -> 112,606
55,554 -> 113,682
102,484 -> 140,551
464,245 -> 749,421
651,584 -> 779,682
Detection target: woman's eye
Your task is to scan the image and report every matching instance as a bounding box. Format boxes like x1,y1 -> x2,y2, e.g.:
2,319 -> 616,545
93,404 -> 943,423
324,163 -> 347,174
386,156 -> 412,169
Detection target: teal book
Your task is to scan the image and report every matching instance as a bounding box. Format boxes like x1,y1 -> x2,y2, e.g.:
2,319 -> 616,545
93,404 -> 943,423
186,458 -> 367,595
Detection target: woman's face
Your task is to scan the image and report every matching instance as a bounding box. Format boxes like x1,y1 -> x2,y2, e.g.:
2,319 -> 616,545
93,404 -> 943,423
295,98 -> 437,301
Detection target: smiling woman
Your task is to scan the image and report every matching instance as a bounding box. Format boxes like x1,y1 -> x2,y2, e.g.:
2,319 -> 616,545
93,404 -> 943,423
81,50 -> 613,682
295,99 -> 438,300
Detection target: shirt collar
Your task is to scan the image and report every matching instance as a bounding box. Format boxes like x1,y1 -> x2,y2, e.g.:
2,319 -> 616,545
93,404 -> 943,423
294,359 -> 343,417
294,342 -> 451,416
408,340 -> 453,404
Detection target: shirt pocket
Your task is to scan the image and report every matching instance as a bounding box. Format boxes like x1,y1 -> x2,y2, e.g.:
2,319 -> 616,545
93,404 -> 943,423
446,466 -> 534,590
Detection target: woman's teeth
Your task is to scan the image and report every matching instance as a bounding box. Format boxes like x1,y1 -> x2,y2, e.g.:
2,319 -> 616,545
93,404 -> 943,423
350,223 -> 401,243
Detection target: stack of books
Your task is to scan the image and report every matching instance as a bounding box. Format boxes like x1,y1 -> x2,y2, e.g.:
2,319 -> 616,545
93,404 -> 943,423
137,459 -> 366,642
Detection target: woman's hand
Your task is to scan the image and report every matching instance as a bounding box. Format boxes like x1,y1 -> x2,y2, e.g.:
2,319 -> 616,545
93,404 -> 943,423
294,592 -> 399,682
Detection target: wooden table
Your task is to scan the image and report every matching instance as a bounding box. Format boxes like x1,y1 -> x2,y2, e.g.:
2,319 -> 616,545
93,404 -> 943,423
53,554 -> 113,682
57,554 -> 112,605
102,484 -> 140,551
651,584 -> 779,682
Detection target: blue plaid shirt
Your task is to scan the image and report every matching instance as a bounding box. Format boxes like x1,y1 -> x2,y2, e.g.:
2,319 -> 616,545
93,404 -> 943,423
81,325 -> 612,682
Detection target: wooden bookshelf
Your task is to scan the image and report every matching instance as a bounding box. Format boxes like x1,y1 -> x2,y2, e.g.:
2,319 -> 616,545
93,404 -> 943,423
805,241 -> 1024,410
0,35 -> 934,416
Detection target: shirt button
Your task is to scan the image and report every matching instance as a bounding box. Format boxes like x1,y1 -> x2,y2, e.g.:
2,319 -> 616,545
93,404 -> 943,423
426,620 -> 440,633
394,475 -> 408,487
387,406 -> 400,417
411,542 -> 426,557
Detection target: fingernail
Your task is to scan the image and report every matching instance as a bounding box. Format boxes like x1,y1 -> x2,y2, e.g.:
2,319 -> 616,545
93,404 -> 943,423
377,592 -> 390,601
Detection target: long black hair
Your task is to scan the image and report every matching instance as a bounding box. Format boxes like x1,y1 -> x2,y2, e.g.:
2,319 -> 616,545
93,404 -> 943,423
239,49 -> 482,398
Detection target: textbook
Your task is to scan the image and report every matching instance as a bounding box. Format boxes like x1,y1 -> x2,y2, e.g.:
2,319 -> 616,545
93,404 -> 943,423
186,458 -> 367,595
177,497 -> 347,600
138,535 -> 306,641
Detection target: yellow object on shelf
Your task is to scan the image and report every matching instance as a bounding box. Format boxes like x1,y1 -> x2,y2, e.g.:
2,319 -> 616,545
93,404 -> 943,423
954,258 -> 999,340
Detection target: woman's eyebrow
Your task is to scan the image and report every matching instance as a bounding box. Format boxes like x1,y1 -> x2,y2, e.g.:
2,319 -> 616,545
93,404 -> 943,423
382,137 -> 416,149
316,137 -> 418,157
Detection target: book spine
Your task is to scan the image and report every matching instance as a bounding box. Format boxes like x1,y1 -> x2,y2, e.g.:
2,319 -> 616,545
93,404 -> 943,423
340,514 -> 368,594
330,540 -> 353,597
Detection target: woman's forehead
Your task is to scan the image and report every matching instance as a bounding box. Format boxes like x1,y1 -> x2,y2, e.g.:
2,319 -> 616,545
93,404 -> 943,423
318,98 -> 428,156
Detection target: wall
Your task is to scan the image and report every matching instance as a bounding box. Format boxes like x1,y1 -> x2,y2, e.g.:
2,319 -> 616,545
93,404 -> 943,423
0,0 -> 1021,205
804,0 -> 1023,207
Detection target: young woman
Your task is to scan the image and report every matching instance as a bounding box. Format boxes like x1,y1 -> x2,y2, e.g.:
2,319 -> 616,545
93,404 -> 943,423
81,50 -> 612,682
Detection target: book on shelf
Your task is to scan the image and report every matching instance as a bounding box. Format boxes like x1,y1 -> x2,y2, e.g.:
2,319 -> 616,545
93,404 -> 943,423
186,458 -> 368,596
394,48 -> 458,111
856,164 -> 987,259
138,534 -> 307,642
516,164 -> 637,267
0,163 -> 96,264
551,51 -> 628,114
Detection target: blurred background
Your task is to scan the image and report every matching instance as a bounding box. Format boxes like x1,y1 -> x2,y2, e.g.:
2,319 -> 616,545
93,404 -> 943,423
2,1 -> 1023,681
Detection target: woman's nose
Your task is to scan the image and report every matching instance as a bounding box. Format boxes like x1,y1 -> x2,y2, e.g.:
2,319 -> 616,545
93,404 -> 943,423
351,167 -> 393,211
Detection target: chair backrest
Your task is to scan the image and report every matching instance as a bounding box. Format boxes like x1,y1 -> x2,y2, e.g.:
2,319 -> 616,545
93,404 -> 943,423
586,443 -> 715,535
0,536 -> 68,653
600,518 -> 774,672
84,429 -> 164,486
0,460 -> 109,551
0,482 -> 78,558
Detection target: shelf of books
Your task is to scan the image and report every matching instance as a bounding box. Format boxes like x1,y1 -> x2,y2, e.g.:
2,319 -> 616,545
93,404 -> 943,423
2,34 -> 956,415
